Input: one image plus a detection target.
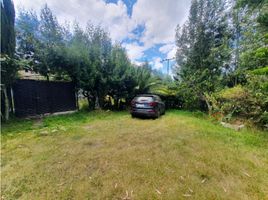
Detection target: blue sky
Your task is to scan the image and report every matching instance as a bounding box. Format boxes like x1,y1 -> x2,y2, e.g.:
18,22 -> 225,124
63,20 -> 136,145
14,0 -> 191,74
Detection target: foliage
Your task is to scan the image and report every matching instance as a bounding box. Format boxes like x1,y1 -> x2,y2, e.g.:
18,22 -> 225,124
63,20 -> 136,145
1,0 -> 18,86
173,0 -> 268,127
0,55 -> 18,86
1,0 -> 15,56
15,5 -> 159,111
16,5 -> 68,79
108,45 -> 137,108
217,85 -> 247,100
134,64 -> 160,94
236,0 -> 266,8
174,0 -> 231,110
250,66 -> 268,75
1,0 -> 16,121
207,70 -> 268,127
236,0 -> 268,72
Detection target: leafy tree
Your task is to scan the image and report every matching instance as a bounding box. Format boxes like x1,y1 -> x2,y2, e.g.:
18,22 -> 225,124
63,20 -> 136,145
16,5 -> 66,80
108,44 -> 136,108
175,0 -> 231,110
134,63 -> 160,94
203,0 -> 268,126
67,23 -> 96,109
1,0 -> 15,56
39,4 -> 63,45
16,10 -> 40,72
81,24 -> 113,109
15,4 -> 165,112
36,4 -> 65,79
1,0 -> 16,120
234,0 -> 268,74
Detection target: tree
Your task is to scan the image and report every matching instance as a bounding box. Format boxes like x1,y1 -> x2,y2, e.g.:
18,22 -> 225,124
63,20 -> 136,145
16,10 -> 40,72
1,0 -> 15,55
16,5 -> 67,80
175,0 -> 231,110
15,4 -> 164,112
1,0 -> 16,120
193,0 -> 268,126
134,63 -> 161,94
68,23 -> 96,109
237,0 -> 268,71
108,44 -> 136,109
80,23 -> 113,109
36,4 -> 65,80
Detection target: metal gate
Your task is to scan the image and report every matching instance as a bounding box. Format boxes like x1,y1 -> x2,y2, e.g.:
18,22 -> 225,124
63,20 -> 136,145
12,79 -> 77,117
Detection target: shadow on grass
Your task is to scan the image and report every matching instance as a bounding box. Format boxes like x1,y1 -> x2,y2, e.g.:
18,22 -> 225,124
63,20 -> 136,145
131,115 -> 158,120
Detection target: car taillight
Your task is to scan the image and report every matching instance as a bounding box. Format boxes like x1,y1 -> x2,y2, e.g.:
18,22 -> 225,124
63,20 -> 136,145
131,100 -> 136,105
149,102 -> 157,107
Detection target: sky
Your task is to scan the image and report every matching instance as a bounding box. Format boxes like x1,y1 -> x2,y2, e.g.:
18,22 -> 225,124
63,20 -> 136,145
13,0 -> 191,74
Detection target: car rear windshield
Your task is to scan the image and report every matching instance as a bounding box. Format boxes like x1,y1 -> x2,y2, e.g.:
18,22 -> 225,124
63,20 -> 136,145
135,96 -> 154,102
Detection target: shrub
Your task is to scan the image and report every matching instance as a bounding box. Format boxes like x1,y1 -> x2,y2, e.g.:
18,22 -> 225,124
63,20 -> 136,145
217,85 -> 247,100
207,68 -> 268,128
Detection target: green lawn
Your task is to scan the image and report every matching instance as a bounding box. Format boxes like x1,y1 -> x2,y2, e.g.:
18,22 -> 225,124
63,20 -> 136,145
1,110 -> 268,199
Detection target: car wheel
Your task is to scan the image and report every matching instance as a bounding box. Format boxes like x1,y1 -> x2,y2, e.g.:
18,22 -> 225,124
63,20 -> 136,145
156,109 -> 160,118
131,114 -> 135,118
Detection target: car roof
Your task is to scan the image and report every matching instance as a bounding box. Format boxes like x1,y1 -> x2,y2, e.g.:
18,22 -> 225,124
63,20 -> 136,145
136,94 -> 159,97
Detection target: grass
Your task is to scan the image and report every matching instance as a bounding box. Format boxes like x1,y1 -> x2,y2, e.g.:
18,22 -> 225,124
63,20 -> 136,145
1,110 -> 268,199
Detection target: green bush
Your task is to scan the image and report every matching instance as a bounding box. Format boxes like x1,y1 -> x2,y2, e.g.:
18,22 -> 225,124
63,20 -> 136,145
216,85 -> 251,118
218,85 -> 247,100
260,112 -> 268,126
208,69 -> 268,128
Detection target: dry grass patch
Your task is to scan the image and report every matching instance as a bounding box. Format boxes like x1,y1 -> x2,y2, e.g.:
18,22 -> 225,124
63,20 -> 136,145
1,110 -> 268,199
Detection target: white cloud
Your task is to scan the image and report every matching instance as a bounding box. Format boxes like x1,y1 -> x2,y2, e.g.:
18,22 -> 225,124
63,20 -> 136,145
159,43 -> 174,54
122,42 -> 146,61
167,45 -> 177,59
159,43 -> 176,60
152,57 -> 163,70
14,0 -> 134,41
13,0 -> 191,63
133,60 -> 143,66
131,0 -> 190,48
127,0 -> 190,62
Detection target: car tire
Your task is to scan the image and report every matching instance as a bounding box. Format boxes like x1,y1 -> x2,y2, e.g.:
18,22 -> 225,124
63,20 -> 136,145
155,109 -> 160,119
131,114 -> 135,118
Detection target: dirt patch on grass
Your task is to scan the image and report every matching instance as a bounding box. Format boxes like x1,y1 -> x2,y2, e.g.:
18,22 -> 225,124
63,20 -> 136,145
83,140 -> 103,148
33,118 -> 44,128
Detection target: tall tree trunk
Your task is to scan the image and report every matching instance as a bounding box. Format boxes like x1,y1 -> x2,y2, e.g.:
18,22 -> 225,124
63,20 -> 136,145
234,8 -> 240,86
113,97 -> 118,110
87,96 -> 91,110
7,86 -> 14,113
95,95 -> 100,110
3,86 -> 9,121
86,95 -> 95,111
75,90 -> 79,110
203,93 -> 212,115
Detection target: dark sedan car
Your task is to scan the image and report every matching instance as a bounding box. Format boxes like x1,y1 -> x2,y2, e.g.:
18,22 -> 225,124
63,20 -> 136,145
130,94 -> 165,118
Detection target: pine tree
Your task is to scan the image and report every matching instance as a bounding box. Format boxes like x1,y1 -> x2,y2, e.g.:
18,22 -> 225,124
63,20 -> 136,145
175,0 -> 231,110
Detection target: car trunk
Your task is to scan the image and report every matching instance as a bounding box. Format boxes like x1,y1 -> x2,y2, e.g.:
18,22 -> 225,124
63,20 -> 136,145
132,96 -> 156,109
